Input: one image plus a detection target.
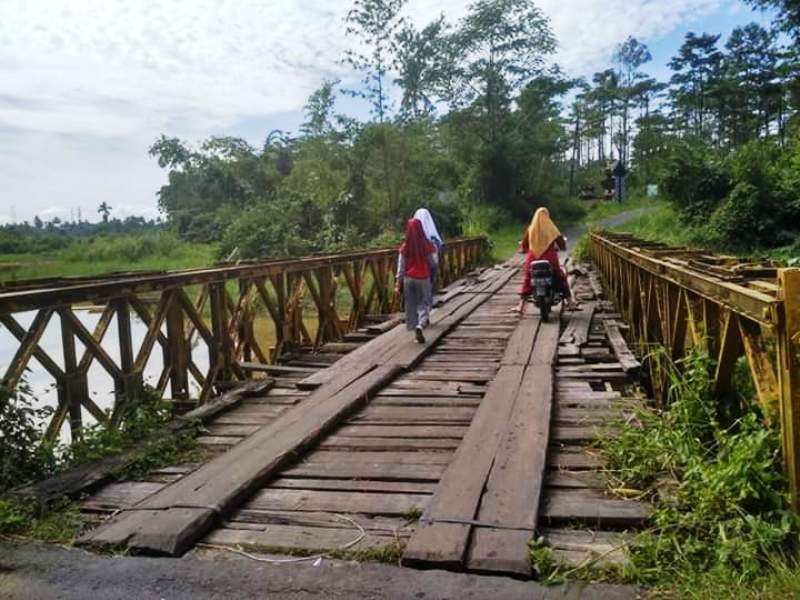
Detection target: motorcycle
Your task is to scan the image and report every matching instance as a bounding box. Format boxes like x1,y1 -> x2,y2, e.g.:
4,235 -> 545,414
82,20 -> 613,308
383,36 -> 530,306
528,260 -> 564,321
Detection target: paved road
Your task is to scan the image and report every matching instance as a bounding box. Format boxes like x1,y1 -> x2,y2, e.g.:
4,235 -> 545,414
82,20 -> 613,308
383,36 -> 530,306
0,540 -> 642,600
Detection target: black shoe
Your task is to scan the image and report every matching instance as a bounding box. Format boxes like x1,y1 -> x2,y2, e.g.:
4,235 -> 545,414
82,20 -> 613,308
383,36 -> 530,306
415,326 -> 426,344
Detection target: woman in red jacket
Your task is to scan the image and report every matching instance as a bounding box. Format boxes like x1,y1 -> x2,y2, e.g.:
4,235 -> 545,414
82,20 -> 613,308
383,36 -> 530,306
395,218 -> 439,343
516,207 -> 577,315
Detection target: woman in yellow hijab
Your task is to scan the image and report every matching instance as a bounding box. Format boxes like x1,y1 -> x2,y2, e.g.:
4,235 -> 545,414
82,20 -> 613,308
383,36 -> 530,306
516,207 -> 576,314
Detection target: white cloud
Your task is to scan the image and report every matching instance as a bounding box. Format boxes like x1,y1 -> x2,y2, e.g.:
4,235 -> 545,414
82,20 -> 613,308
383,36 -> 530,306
0,0 -> 729,221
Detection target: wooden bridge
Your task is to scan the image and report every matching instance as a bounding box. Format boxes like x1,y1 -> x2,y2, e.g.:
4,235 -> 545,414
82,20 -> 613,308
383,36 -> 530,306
4,231 -> 800,579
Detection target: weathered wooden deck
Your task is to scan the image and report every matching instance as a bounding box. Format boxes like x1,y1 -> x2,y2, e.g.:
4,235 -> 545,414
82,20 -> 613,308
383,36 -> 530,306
72,256 -> 651,578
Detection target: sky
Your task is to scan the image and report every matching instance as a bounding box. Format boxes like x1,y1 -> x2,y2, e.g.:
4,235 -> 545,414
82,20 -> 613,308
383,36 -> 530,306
0,0 -> 777,224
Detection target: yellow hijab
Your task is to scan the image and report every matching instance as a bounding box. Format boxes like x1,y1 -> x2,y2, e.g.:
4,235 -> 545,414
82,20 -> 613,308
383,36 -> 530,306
527,207 -> 561,257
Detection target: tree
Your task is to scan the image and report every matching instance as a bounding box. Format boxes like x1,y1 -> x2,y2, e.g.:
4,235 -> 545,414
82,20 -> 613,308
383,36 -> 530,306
723,23 -> 779,145
449,0 -> 556,142
343,0 -> 406,122
746,0 -> 800,40
301,80 -> 341,138
394,17 -> 449,119
668,32 -> 723,137
97,202 -> 112,224
614,36 -> 652,163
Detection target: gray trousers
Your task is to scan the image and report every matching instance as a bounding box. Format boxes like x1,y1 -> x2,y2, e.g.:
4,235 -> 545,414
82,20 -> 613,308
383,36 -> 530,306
404,277 -> 432,330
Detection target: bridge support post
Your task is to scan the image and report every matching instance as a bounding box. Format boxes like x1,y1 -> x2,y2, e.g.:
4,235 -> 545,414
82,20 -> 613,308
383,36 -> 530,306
166,295 -> 190,400
58,308 -> 87,439
209,282 -> 233,389
778,268 -> 800,510
112,298 -> 143,424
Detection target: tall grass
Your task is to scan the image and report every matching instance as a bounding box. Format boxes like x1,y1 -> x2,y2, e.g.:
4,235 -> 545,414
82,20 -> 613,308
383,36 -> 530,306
598,347 -> 799,598
0,231 -> 217,282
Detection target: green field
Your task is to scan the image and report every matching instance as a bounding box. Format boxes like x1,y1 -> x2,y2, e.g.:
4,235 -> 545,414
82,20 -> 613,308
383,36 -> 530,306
0,233 -> 218,283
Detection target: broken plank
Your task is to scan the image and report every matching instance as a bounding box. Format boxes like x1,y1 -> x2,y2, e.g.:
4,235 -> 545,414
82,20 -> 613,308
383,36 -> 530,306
603,320 -> 641,375
559,303 -> 596,347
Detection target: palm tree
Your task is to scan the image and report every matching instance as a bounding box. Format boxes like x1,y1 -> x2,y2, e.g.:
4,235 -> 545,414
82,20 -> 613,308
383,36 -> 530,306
97,202 -> 112,223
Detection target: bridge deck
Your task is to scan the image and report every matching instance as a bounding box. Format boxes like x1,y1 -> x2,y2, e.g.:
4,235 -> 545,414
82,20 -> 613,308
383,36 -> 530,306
75,258 -> 650,577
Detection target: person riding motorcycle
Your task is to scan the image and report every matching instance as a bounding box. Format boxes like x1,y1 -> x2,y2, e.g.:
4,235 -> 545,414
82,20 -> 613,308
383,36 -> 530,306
516,207 -> 578,315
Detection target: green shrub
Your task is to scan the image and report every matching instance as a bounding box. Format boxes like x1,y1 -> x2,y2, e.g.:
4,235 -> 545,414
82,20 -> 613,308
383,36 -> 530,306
660,137 -> 731,222
0,498 -> 85,543
458,202 -> 511,237
0,383 -> 58,493
571,234 -> 591,262
219,205 -> 313,260
61,231 -> 188,263
707,183 -> 771,247
600,347 -> 798,591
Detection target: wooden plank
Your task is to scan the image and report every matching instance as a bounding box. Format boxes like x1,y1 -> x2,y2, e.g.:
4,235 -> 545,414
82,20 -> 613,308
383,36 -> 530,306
603,320 -> 641,375
203,524 -> 397,553
82,481 -> 165,511
545,470 -> 606,489
79,508 -> 216,556
499,315 -> 540,365
353,406 -> 475,423
320,437 -> 461,451
267,478 -> 436,495
144,365 -> 398,513
305,451 -> 453,465
239,362 -> 317,375
547,449 -> 604,470
371,396 -> 481,408
203,424 -> 267,437
335,424 -> 468,438
559,302 -> 596,347
402,365 -> 526,568
284,462 -> 445,481
467,320 -> 558,575
226,508 -> 417,533
82,364 -> 399,555
551,425 -> 618,442
540,489 -> 650,527
245,489 -> 429,515
13,380 -> 272,505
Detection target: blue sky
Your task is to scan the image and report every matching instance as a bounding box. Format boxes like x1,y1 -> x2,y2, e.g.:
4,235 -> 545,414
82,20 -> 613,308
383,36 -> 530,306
0,0 -> 777,223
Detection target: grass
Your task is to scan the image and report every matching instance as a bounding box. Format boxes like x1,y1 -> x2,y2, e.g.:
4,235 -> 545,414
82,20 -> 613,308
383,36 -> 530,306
0,498 -> 85,544
0,232 -> 217,282
488,222 -> 526,261
590,347 -> 799,599
599,200 -> 800,265
604,201 -> 704,247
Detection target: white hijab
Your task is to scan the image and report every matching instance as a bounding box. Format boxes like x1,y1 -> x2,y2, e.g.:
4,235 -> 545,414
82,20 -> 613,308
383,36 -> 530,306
413,208 -> 442,244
